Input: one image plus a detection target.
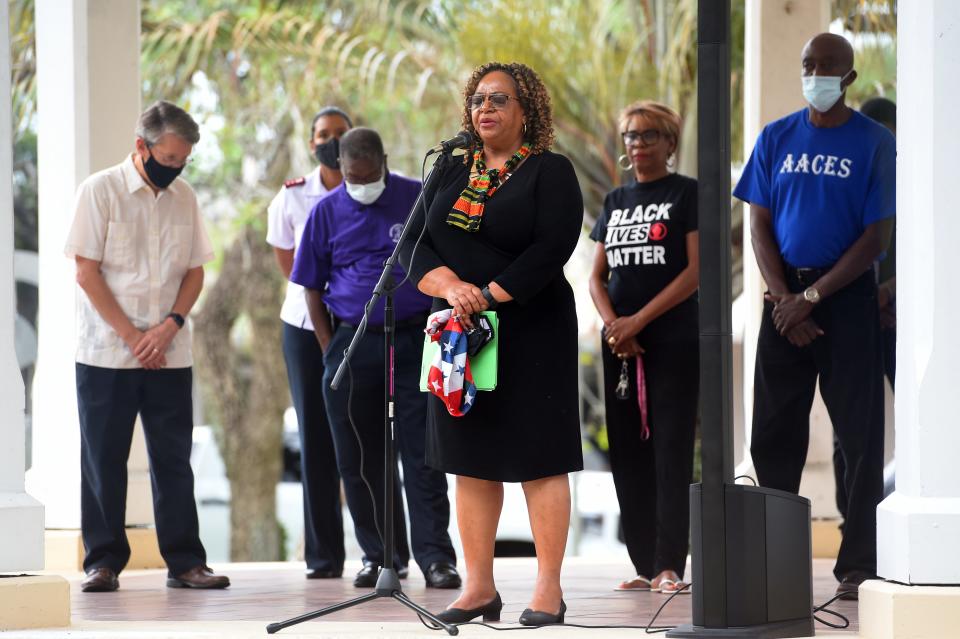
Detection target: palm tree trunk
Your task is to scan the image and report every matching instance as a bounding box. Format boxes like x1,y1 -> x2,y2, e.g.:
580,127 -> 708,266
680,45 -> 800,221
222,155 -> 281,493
194,226 -> 288,561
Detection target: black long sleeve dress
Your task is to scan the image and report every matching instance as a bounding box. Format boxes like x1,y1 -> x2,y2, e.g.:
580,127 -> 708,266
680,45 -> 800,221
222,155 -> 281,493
400,150 -> 584,482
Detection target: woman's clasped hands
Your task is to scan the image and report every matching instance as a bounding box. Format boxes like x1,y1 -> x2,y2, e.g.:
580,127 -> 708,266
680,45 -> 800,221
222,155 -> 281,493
604,315 -> 646,359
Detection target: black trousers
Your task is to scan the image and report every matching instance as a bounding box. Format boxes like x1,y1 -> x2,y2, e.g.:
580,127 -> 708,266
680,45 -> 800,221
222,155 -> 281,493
833,323 -> 895,521
602,337 -> 699,579
322,323 -> 455,573
751,270 -> 884,580
77,363 -> 206,576
281,322 -> 345,573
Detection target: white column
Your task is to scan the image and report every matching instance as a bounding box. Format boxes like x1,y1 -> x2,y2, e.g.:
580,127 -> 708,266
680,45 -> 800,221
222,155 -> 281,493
0,0 -> 44,573
26,0 -> 147,531
739,0 -> 852,520
876,0 -> 960,585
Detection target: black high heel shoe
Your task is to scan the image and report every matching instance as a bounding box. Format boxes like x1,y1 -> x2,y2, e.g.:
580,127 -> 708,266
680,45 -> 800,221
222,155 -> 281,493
518,598 -> 566,626
434,592 -> 503,623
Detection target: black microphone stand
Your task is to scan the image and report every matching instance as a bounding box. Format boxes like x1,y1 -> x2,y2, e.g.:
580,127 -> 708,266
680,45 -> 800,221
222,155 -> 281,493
267,148 -> 459,636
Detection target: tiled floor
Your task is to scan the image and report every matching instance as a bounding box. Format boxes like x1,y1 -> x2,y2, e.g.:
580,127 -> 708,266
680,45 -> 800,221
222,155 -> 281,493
58,557 -> 857,635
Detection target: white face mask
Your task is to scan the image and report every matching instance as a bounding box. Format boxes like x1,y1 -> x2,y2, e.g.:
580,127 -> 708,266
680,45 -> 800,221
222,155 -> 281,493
802,70 -> 852,113
345,174 -> 386,205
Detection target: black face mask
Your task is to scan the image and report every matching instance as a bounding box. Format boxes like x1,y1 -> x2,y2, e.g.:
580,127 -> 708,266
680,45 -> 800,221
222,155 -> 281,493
314,137 -> 340,169
143,148 -> 184,189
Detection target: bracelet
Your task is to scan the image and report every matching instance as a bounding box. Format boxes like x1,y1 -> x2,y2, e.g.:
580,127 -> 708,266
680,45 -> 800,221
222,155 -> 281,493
166,312 -> 185,329
480,286 -> 498,310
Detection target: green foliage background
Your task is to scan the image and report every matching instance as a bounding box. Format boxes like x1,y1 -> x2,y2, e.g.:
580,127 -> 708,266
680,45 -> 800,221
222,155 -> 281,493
10,0 -> 898,245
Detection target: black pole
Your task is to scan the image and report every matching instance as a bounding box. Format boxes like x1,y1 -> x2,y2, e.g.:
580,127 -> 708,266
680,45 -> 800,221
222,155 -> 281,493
668,3 -> 814,637
667,0 -> 813,639
696,0 -> 734,627
382,278 -> 396,576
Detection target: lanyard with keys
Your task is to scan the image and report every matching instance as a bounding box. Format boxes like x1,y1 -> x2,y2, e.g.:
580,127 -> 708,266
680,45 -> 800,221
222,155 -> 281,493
615,355 -> 650,441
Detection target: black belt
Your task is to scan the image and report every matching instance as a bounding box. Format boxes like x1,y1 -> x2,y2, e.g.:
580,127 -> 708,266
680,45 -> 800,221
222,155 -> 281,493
334,313 -> 429,334
784,265 -> 828,288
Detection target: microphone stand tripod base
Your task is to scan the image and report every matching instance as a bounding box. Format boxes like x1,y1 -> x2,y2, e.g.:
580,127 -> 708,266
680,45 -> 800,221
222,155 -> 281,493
374,566 -> 403,596
264,569 -> 458,636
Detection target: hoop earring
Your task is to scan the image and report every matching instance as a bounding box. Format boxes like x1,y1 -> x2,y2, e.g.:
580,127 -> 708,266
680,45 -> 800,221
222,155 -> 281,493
522,121 -> 527,136
618,154 -> 634,171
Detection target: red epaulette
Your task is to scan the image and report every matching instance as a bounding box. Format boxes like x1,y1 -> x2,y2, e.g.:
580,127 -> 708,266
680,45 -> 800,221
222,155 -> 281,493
284,176 -> 306,188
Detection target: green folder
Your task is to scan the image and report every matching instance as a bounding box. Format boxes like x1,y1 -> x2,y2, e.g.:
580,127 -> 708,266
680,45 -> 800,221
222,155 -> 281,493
420,311 -> 498,392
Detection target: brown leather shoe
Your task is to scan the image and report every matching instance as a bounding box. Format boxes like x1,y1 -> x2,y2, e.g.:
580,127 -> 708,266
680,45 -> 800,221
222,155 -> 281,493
81,567 -> 119,592
167,565 -> 230,589
835,570 -> 875,601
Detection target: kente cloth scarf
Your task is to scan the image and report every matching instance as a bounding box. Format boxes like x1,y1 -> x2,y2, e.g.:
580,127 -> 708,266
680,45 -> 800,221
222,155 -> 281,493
446,142 -> 532,232
424,310 -> 478,417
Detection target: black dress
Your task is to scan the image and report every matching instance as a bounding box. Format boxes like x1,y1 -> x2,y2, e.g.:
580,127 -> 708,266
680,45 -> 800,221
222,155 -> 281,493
401,150 -> 584,482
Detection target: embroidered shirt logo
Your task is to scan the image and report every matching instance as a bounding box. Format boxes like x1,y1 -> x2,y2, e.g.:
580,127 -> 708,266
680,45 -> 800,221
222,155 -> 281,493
389,223 -> 403,243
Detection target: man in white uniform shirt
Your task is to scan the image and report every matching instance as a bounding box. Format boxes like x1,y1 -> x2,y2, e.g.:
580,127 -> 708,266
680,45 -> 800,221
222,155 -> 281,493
65,101 -> 228,592
266,106 -> 412,579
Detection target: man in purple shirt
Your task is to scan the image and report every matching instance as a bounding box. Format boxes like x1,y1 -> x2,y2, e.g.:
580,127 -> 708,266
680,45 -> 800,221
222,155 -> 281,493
291,128 -> 460,590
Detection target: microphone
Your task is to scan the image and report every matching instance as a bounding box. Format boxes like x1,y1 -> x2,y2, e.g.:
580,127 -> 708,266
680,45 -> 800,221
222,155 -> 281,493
428,130 -> 473,155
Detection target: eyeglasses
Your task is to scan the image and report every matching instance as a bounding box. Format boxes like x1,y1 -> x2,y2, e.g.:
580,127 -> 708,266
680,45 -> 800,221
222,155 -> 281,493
148,146 -> 193,168
467,92 -> 521,111
621,129 -> 662,147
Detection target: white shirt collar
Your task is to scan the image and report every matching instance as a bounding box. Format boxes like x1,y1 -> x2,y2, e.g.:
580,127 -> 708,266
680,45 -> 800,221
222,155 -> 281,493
122,154 -> 152,194
304,165 -> 330,197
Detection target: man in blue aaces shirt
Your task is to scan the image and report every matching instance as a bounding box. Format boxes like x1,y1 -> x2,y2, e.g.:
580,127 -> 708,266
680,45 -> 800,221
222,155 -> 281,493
291,128 -> 461,591
734,33 -> 895,601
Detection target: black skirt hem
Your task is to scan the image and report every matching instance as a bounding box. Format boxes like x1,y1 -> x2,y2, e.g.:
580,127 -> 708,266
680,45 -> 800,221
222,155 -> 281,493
426,459 -> 584,484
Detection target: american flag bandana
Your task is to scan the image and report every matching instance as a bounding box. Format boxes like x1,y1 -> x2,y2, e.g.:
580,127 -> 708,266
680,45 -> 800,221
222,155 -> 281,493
424,310 -> 478,417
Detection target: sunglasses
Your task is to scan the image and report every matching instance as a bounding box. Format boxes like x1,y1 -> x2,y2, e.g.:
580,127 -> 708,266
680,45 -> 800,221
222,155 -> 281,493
467,92 -> 521,111
621,129 -> 662,147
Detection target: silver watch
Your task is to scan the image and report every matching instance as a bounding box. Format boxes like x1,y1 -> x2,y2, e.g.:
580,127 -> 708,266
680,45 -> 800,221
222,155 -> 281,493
802,287 -> 821,304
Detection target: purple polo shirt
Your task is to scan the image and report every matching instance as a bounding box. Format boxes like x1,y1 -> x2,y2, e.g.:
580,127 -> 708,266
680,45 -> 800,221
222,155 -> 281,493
290,172 -> 431,326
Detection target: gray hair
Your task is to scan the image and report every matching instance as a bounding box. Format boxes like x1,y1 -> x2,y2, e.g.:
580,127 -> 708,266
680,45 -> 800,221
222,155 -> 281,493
135,100 -> 200,146
339,127 -> 384,164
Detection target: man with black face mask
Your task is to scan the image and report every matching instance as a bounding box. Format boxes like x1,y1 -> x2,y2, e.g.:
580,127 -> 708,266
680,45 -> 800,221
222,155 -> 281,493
65,101 -> 228,592
266,107 -> 415,579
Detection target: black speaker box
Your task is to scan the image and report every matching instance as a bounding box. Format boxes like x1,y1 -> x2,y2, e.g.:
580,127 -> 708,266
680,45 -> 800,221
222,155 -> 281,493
668,484 -> 815,638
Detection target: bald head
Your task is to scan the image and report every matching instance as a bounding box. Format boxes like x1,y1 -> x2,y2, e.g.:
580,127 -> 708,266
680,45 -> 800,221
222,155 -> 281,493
802,33 -> 855,76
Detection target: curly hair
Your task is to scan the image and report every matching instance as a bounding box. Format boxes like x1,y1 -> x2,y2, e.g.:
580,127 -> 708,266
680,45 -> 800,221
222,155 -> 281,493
460,61 -> 555,155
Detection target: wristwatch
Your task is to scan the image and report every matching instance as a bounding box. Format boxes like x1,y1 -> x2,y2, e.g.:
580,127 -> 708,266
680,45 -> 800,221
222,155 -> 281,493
802,287 -> 821,304
480,286 -> 498,310
166,312 -> 185,329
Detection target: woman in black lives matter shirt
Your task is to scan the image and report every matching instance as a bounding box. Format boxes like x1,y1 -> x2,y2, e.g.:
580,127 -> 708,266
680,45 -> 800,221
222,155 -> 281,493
589,100 -> 699,595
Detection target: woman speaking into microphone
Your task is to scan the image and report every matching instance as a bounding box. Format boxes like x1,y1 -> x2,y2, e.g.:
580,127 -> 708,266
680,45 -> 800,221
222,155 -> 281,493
400,61 -> 583,626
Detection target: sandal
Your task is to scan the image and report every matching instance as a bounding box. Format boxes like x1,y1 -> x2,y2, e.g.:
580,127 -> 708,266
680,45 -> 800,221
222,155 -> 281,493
614,575 -> 652,591
657,578 -> 691,594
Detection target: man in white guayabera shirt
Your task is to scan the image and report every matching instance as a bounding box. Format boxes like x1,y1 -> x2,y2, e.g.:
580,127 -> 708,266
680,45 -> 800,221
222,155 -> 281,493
65,100 -> 229,593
